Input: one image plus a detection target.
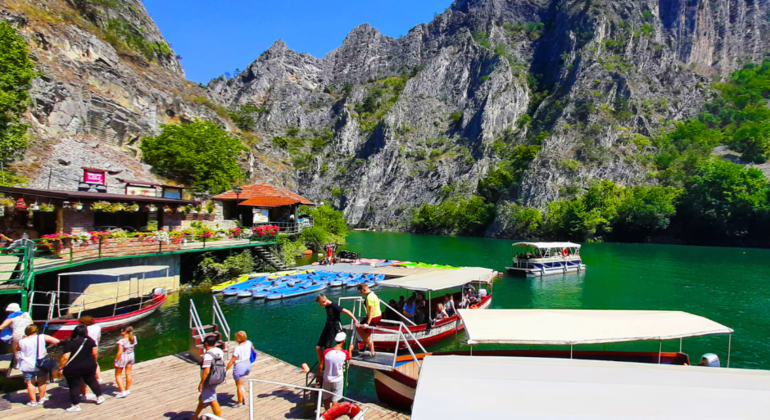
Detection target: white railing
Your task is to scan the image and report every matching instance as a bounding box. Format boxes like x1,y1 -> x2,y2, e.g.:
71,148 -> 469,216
189,299 -> 206,344
245,378 -> 390,420
212,297 -> 231,358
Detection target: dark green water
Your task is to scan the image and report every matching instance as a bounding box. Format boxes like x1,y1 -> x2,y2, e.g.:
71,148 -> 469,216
69,232 -> 770,397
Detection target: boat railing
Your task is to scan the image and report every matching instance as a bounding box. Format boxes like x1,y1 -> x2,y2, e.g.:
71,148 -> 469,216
28,289 -> 156,320
379,319 -> 426,370
212,297 -> 231,358
243,378 -> 390,420
379,299 -> 418,327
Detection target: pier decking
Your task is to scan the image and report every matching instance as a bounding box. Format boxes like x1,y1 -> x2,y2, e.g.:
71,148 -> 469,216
1,348 -> 408,420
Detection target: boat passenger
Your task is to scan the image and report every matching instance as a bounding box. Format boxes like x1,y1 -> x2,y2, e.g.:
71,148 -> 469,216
16,324 -> 59,407
59,324 -> 104,412
415,299 -> 427,325
434,304 -> 449,323
354,283 -> 382,357
397,296 -> 406,313
114,326 -> 137,398
459,294 -> 470,309
384,299 -> 399,321
320,332 -> 353,410
226,331 -> 257,408
192,335 -> 225,420
403,295 -> 416,323
444,294 -> 456,317
78,316 -> 102,385
316,294 -> 358,371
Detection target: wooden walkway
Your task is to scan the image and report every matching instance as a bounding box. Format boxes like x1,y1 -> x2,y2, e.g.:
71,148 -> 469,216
0,349 -> 408,420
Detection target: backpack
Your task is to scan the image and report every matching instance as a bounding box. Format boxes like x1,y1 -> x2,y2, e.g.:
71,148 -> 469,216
202,350 -> 226,386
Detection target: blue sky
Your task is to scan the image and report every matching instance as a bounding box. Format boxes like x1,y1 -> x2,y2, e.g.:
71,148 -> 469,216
143,0 -> 453,84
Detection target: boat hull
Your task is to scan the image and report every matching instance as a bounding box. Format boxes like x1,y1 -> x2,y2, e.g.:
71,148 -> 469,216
37,294 -> 167,340
507,262 -> 586,276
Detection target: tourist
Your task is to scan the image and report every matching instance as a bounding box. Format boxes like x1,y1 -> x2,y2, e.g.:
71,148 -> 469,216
16,325 -> 59,407
78,316 -> 102,385
396,295 -> 405,314
114,326 -> 137,398
315,294 -> 358,371
459,293 -> 469,309
226,331 -> 257,408
354,283 -> 382,357
192,335 -> 225,420
415,299 -> 427,325
1,302 -> 32,350
60,325 -> 104,412
321,331 -> 353,410
434,304 -> 448,322
444,294 -> 456,317
403,295 -> 416,323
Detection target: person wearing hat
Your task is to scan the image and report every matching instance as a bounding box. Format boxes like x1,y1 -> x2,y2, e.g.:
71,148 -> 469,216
1,302 -> 33,349
320,331 -> 353,410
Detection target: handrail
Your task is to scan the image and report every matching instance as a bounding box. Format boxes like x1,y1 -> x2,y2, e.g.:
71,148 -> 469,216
380,319 -> 428,354
212,297 -> 231,358
189,299 -> 206,344
380,300 -> 418,327
245,378 -> 389,420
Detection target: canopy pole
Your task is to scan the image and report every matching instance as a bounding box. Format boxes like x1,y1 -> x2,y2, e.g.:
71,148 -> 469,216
679,338 -> 683,353
727,334 -> 732,368
570,345 -> 573,359
658,341 -> 662,364
470,346 -> 473,357
428,291 -> 432,323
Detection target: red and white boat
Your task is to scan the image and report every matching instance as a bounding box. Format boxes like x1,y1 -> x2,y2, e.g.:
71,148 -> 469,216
366,309 -> 735,411
29,265 -> 170,340
340,267 -> 497,352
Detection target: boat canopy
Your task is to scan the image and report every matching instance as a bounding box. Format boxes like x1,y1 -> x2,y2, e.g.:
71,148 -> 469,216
459,309 -> 733,345
379,267 -> 495,292
411,355 -> 770,419
58,265 -> 170,277
512,241 -> 581,249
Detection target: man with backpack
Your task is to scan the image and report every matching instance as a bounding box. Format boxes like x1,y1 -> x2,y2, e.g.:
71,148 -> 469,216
192,335 -> 225,420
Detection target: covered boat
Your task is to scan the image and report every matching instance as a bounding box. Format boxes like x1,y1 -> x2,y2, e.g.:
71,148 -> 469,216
370,309 -> 734,411
506,241 -> 586,276
28,265 -> 170,340
342,267 -> 496,354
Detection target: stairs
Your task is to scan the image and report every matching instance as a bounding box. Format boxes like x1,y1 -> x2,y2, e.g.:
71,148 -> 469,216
254,246 -> 289,271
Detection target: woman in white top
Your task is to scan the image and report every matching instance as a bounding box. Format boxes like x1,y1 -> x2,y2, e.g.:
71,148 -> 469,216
15,324 -> 59,407
226,331 -> 256,408
114,326 -> 137,398
434,303 -> 449,322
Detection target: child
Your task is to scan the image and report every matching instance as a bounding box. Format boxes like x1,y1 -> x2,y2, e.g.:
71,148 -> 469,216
114,326 -> 137,398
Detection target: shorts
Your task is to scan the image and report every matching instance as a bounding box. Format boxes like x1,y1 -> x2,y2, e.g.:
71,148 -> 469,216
233,363 -> 251,381
22,370 -> 44,381
317,324 -> 340,349
360,316 -> 382,331
200,385 -> 218,405
114,353 -> 135,368
322,380 -> 344,402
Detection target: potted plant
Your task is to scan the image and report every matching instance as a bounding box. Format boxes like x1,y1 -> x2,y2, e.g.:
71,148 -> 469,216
147,204 -> 158,213
15,198 -> 27,210
182,205 -> 192,214
30,202 -> 40,211
40,204 -> 55,212
90,201 -> 110,212
190,205 -> 199,214
73,202 -> 84,211
110,203 -> 126,212
126,203 -> 140,212
177,205 -> 187,214
0,197 -> 14,208
206,204 -> 215,214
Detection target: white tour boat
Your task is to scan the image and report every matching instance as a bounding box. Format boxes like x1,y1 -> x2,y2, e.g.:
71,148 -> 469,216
506,241 -> 586,276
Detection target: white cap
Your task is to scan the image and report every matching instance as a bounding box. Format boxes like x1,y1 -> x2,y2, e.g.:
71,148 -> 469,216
335,332 -> 347,343
6,303 -> 20,312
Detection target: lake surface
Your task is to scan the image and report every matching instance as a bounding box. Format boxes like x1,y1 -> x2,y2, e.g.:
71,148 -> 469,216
72,232 -> 770,397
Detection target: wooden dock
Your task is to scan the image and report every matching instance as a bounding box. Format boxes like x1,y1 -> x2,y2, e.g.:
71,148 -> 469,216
0,348 -> 408,420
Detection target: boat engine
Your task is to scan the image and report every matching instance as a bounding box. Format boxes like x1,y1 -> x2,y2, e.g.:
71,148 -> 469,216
153,287 -> 166,296
697,353 -> 720,367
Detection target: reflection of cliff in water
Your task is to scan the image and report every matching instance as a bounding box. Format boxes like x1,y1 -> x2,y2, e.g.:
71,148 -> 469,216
528,272 -> 586,309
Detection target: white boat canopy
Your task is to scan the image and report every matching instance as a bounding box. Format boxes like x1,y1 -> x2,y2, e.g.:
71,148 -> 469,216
512,241 -> 581,249
58,265 -> 170,277
411,356 -> 770,419
459,309 -> 733,345
379,267 -> 496,292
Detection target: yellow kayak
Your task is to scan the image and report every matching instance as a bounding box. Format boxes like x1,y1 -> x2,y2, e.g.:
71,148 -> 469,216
211,274 -> 249,293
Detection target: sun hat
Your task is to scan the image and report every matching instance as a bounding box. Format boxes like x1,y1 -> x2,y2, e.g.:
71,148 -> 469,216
5,303 -> 20,312
334,332 -> 347,343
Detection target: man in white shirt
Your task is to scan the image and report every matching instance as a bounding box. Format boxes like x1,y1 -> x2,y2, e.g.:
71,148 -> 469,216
321,332 -> 353,410
192,335 -> 223,420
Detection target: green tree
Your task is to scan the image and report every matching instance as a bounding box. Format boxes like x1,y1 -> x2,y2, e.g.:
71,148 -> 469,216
0,21 -> 37,165
501,204 -> 543,237
546,181 -> 627,240
729,120 -> 770,163
140,120 -> 247,194
616,185 -> 683,232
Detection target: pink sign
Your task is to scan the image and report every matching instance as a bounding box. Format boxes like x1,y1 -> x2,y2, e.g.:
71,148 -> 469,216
84,169 -> 105,185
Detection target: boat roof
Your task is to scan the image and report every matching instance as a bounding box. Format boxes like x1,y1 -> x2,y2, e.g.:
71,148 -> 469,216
459,309 -> 733,345
411,355 -> 770,419
512,241 -> 581,248
378,267 -> 496,292
59,265 -> 170,277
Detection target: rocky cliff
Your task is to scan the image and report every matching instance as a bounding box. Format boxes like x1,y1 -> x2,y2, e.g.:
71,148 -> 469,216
208,0 -> 770,231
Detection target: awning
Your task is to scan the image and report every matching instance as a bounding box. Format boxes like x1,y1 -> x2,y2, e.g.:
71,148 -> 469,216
58,265 -> 170,277
411,356 -> 770,419
379,267 -> 496,292
512,241 -> 581,248
459,309 -> 733,345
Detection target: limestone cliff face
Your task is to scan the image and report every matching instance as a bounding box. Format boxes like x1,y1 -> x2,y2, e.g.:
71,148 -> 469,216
209,0 -> 770,231
2,0 -> 223,191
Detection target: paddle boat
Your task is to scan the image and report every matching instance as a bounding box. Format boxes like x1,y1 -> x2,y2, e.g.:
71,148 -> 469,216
362,309 -> 735,411
506,242 -> 586,276
265,281 -> 327,300
339,267 -> 496,352
222,276 -> 268,297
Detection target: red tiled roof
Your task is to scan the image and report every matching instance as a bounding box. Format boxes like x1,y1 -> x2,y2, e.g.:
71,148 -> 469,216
212,183 -> 314,206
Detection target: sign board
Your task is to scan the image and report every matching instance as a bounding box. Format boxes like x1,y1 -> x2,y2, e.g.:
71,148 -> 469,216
126,185 -> 157,197
253,208 -> 269,224
163,187 -> 182,200
83,169 -> 106,185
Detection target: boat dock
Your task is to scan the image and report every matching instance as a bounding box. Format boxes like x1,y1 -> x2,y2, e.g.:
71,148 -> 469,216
0,346 -> 408,420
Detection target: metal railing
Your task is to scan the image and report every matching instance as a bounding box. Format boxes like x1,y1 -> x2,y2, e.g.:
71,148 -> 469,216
0,240 -> 35,288
245,378 -> 390,420
28,287 -> 161,319
252,219 -> 312,235
212,297 -> 231,358
189,299 -> 207,345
